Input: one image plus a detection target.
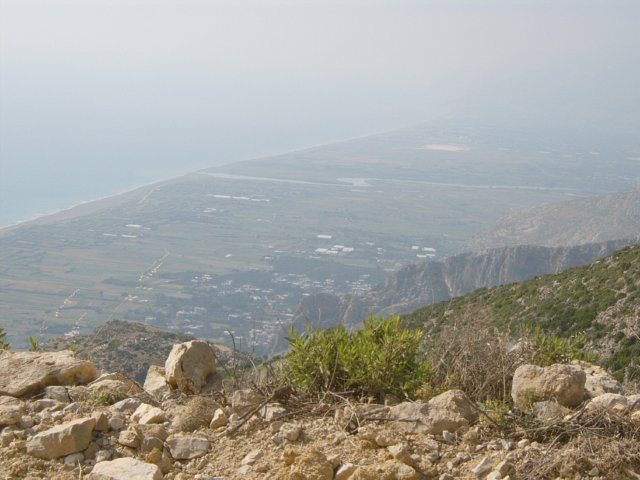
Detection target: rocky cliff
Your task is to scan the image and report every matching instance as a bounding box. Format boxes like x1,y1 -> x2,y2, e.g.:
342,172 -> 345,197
465,187 -> 640,251
290,239 -> 634,333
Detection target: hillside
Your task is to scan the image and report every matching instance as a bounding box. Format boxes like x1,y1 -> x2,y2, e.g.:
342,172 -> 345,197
42,320 -> 195,383
403,243 -> 640,381
290,239 -> 635,334
466,187 -> 640,250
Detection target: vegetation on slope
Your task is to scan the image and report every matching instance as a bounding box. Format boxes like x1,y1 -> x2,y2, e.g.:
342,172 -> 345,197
403,244 -> 640,383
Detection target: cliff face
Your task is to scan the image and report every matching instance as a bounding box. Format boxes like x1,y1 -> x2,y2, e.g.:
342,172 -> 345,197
465,188 -> 640,251
290,239 -> 635,331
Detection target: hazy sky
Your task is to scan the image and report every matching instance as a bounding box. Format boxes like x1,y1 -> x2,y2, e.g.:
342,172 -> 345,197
1,0 -> 639,225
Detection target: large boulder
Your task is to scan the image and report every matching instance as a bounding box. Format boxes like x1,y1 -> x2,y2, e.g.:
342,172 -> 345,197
87,457 -> 163,480
389,389 -> 478,435
26,417 -> 96,459
164,341 -> 216,394
512,364 -> 586,411
0,350 -> 97,398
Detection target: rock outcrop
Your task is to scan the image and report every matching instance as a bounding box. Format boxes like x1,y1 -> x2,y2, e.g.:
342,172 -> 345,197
289,240 -> 632,335
0,350 -> 97,397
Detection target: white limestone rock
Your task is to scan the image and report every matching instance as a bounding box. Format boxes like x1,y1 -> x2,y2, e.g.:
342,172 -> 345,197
87,457 -> 163,480
143,365 -> 171,400
166,434 -> 210,460
512,364 -> 586,411
0,350 -> 97,398
26,417 -> 96,460
164,340 -> 216,394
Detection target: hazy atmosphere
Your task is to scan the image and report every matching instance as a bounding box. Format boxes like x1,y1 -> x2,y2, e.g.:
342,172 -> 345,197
1,0 -> 638,226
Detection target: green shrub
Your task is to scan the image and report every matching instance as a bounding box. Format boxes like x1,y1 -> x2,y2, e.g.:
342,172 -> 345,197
285,316 -> 430,400
86,390 -> 128,406
530,325 -> 596,366
0,326 -> 9,350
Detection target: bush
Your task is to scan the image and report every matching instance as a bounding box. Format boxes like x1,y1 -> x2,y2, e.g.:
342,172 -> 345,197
285,316 -> 430,400
0,326 -> 9,350
529,325 -> 596,366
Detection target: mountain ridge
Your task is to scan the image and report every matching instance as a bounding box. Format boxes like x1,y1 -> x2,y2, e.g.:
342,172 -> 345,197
290,239 -> 636,334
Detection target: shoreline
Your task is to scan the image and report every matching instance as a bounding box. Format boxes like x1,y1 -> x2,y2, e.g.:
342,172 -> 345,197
0,176 -> 181,231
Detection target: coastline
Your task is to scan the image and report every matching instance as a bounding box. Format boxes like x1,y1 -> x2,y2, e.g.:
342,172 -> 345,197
0,176 -> 178,232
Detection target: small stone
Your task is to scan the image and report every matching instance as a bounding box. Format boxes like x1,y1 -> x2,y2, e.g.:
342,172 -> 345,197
241,449 -> 263,465
63,402 -> 81,413
32,399 -> 63,412
388,444 -> 413,466
135,424 -> 168,441
140,436 -> 164,453
495,460 -> 514,476
166,434 -> 210,460
91,411 -> 109,431
19,415 -> 34,428
442,431 -> 455,443
280,422 -> 302,442
64,452 -> 84,465
231,389 -> 264,416
0,430 -> 15,447
110,398 -> 141,413
44,386 -> 71,403
108,415 -> 125,431
209,408 -> 228,429
472,454 -> 499,478
118,429 -> 140,449
95,450 -> 112,463
87,457 -> 162,480
335,463 -> 357,480
131,404 -> 165,425
260,402 -> 287,421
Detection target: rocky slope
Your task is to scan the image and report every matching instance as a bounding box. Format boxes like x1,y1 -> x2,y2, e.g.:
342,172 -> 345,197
403,243 -> 640,381
290,239 -> 634,335
465,187 -> 640,251
43,320 -> 196,384
1,339 -> 639,479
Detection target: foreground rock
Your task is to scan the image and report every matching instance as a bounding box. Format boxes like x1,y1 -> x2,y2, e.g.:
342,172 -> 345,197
512,363 -> 586,411
143,366 -> 171,400
164,340 -> 216,394
389,389 -> 478,434
0,350 -> 97,397
88,457 -> 163,480
26,417 -> 96,459
578,361 -> 623,398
